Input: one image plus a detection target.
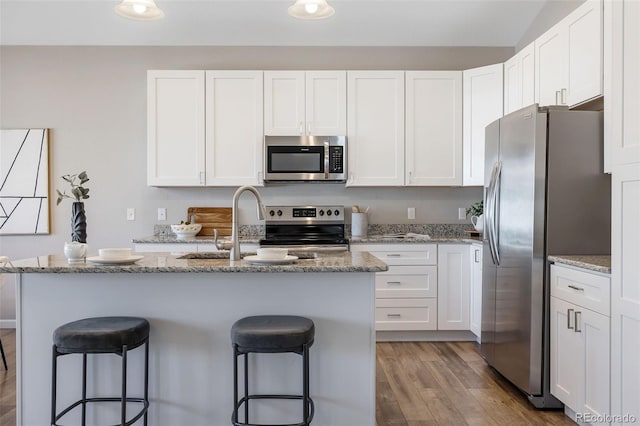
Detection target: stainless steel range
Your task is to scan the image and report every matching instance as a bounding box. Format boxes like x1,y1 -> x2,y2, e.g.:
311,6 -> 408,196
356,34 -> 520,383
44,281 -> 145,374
260,205 -> 349,252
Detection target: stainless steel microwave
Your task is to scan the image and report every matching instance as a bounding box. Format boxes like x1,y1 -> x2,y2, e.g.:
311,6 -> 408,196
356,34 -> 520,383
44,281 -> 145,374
264,135 -> 347,183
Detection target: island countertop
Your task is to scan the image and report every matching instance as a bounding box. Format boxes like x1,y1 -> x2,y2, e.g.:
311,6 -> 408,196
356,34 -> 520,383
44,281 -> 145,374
0,250 -> 388,274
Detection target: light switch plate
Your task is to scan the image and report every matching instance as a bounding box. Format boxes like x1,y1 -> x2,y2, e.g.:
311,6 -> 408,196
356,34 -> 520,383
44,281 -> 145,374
127,208 -> 135,221
458,207 -> 466,220
408,207 -> 415,220
158,207 -> 167,221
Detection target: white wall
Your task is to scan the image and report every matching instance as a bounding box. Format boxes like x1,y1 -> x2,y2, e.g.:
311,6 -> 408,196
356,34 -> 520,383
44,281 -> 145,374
0,46 -> 511,323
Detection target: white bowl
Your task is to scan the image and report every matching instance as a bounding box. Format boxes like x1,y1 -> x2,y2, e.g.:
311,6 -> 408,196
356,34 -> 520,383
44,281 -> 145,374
256,248 -> 288,260
171,223 -> 202,238
99,248 -> 132,260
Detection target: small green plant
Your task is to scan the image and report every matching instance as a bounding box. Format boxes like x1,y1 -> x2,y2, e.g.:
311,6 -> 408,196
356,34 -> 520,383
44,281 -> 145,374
466,200 -> 483,217
56,171 -> 90,205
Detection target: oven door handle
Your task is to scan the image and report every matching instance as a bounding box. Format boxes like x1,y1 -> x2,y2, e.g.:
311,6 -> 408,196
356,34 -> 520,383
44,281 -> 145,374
324,141 -> 330,180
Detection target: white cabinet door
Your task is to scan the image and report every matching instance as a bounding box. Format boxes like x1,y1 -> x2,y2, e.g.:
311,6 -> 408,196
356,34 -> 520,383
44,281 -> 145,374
437,244 -> 470,330
550,296 -> 584,409
536,0 -> 603,107
264,71 -> 305,135
469,244 -> 483,338
147,70 -> 205,186
347,71 -> 405,186
535,25 -> 568,106
205,71 -> 264,186
305,71 -> 346,135
264,71 -> 346,136
566,0 -> 603,106
579,305 -> 611,420
504,42 -> 535,115
462,64 -> 503,186
405,71 -> 462,186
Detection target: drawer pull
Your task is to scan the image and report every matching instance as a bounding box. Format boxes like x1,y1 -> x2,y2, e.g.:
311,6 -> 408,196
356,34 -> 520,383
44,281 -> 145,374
386,314 -> 402,318
574,311 -> 582,333
568,285 -> 584,292
567,308 -> 574,329
386,254 -> 402,257
386,281 -> 402,286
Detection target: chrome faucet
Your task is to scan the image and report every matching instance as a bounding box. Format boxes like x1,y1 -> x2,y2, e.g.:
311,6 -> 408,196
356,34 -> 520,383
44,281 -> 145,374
215,185 -> 266,261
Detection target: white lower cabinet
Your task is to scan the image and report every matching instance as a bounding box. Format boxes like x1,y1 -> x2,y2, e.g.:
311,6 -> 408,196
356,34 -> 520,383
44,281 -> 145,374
550,264 -> 611,422
437,244 -> 471,330
469,243 -> 483,338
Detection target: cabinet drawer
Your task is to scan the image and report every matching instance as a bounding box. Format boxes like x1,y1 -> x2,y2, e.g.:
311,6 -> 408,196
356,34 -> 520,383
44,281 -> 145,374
375,298 -> 437,331
376,266 -> 437,298
368,245 -> 437,266
550,264 -> 610,316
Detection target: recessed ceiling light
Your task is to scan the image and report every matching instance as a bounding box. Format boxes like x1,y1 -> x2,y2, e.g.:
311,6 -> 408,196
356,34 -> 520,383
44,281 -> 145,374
115,0 -> 165,21
288,0 -> 335,20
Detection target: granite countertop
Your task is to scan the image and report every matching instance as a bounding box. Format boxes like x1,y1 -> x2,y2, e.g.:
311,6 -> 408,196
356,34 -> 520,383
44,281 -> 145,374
133,234 -> 482,245
548,255 -> 611,274
0,251 -> 388,274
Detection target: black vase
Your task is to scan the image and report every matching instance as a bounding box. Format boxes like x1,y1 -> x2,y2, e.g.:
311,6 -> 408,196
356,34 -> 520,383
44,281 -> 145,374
71,202 -> 87,243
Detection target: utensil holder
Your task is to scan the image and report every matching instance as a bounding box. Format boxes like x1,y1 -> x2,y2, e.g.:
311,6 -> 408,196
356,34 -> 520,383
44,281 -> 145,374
351,213 -> 368,238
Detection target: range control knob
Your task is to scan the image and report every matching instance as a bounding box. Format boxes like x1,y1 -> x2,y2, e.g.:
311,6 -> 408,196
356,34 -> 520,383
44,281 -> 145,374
277,210 -> 283,216
269,210 -> 275,217
327,210 -> 332,216
319,210 -> 325,216
334,209 -> 340,216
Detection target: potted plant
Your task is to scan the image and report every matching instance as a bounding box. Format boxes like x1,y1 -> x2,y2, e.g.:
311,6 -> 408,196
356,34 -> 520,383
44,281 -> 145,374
466,200 -> 483,233
56,171 -> 90,243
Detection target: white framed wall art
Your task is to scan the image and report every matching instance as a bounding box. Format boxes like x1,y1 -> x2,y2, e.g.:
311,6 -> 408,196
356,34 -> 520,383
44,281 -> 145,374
0,129 -> 50,235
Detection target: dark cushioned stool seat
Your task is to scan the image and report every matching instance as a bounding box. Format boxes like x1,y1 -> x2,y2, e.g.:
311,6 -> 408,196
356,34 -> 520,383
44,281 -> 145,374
53,316 -> 150,354
231,315 -> 314,353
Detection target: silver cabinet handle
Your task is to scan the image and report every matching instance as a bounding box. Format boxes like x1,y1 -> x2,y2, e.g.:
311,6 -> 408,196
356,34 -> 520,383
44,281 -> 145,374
567,308 -> 574,329
556,90 -> 562,105
561,88 -> 567,105
474,249 -> 480,263
386,314 -> 401,318
568,285 -> 584,292
299,121 -> 304,135
386,281 -> 402,285
386,254 -> 401,257
200,171 -> 205,185
574,311 -> 582,333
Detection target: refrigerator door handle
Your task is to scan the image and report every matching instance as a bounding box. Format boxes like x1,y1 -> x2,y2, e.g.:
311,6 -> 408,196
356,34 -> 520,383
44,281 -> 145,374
485,163 -> 498,265
491,162 -> 502,265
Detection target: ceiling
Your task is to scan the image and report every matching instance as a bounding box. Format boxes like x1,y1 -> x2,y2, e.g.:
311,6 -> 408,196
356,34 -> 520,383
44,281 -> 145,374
0,0 -> 548,47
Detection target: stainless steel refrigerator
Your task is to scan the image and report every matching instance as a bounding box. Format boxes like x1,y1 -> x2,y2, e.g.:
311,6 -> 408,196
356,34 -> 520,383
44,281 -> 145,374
480,104 -> 610,408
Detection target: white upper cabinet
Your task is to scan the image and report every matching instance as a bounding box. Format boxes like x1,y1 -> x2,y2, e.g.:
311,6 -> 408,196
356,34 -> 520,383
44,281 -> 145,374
264,71 -> 346,136
503,42 -> 535,115
147,70 -> 206,186
347,71 -> 405,186
205,71 -> 264,186
462,64 -> 503,186
535,0 -> 603,108
406,71 -> 463,186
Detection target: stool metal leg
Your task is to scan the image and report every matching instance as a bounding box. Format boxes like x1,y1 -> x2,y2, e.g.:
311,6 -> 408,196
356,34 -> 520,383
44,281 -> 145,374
0,337 -> 7,370
82,353 -> 87,426
121,345 -> 128,426
244,352 -> 249,424
51,345 -> 58,426
303,344 -> 309,425
144,338 -> 149,426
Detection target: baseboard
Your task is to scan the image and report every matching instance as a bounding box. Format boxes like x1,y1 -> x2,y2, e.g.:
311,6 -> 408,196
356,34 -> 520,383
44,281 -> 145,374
376,330 -> 478,342
0,319 -> 16,329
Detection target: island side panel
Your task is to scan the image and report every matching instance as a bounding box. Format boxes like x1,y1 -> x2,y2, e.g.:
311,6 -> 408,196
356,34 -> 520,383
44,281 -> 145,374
17,271 -> 376,426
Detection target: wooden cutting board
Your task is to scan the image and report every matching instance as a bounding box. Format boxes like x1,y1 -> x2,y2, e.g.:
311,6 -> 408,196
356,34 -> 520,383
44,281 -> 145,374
187,207 -> 232,237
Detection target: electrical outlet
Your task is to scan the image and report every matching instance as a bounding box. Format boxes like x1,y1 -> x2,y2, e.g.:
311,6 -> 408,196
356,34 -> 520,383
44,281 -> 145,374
158,207 -> 167,221
126,208 -> 135,221
408,207 -> 416,220
458,207 -> 466,220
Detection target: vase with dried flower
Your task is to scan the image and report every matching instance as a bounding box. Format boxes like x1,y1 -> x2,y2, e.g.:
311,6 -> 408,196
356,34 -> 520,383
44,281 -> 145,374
56,171 -> 90,243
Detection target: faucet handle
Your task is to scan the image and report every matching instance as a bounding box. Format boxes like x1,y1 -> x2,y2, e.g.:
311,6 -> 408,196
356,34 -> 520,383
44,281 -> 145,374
214,229 -> 232,251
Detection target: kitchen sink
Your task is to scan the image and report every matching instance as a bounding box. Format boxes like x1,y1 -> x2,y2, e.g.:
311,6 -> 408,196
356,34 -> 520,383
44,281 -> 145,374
178,252 -> 318,260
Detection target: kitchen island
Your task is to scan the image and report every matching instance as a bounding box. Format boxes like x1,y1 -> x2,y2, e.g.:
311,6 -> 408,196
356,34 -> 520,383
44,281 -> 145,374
1,251 -> 387,426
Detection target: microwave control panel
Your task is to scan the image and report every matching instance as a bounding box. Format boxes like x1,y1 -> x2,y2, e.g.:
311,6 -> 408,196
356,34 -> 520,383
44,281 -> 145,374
330,146 -> 344,174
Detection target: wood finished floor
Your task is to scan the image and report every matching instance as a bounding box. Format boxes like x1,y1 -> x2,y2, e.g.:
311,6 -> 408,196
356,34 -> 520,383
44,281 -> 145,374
0,330 -> 574,426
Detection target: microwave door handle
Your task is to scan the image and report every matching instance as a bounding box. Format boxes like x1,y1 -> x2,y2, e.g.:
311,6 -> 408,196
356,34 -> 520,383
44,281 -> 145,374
324,141 -> 330,179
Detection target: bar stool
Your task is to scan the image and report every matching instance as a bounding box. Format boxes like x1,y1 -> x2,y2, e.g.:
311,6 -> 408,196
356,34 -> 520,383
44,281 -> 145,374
51,316 -> 150,426
231,315 -> 315,426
